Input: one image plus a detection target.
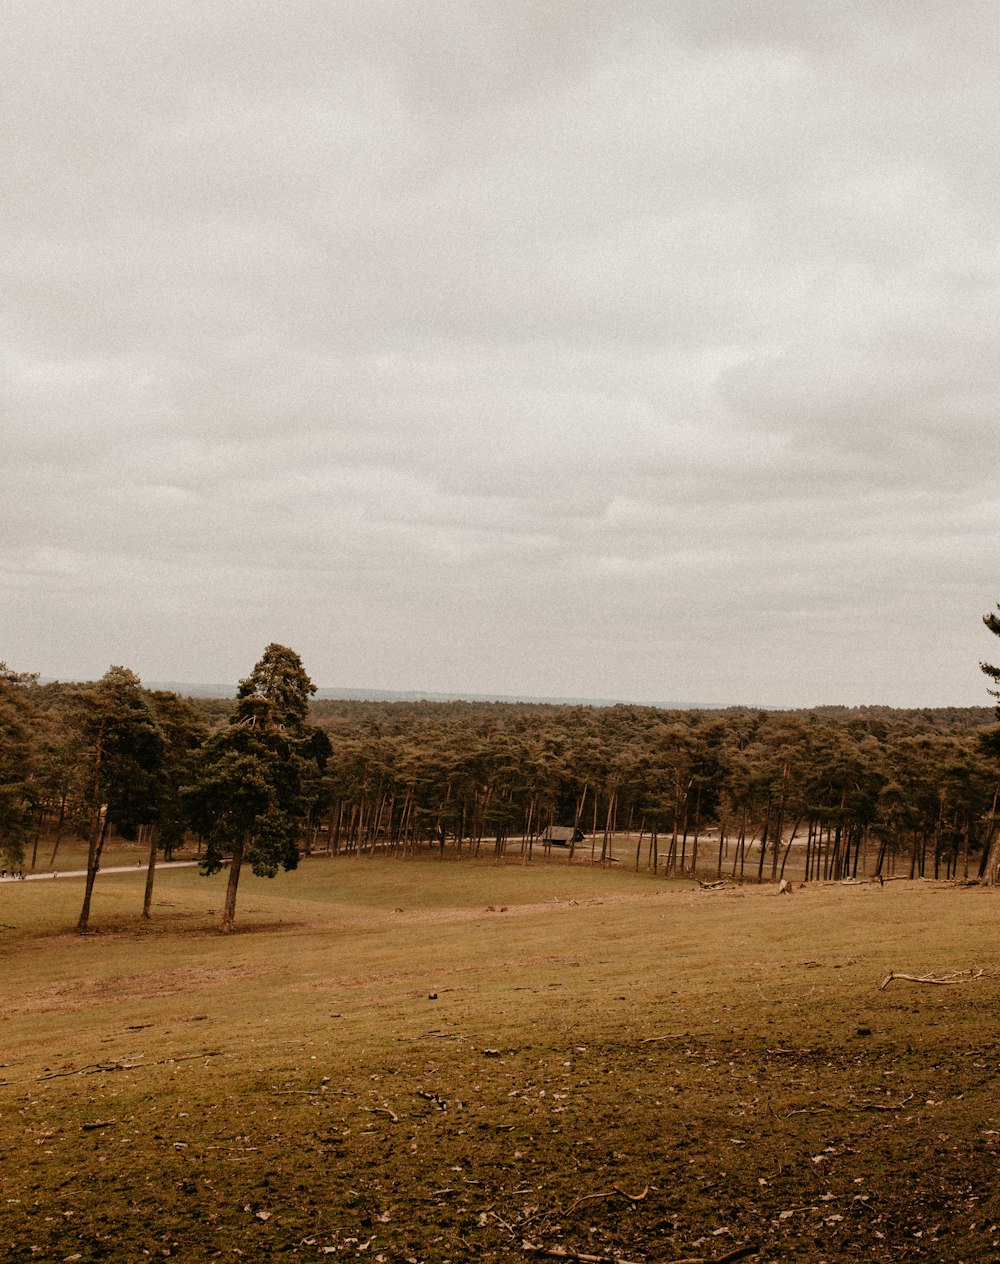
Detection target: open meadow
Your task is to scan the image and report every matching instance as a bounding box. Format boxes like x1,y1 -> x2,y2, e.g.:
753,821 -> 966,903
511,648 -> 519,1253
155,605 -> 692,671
2,857 -> 1000,1263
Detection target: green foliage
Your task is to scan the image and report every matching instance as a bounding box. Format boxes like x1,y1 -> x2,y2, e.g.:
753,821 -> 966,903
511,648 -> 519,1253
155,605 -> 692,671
70,666 -> 165,840
310,698 -> 998,878
5,637 -> 1000,892
983,604 -> 1000,708
148,691 -> 208,858
188,645 -> 324,899
236,642 -> 316,729
0,664 -> 40,867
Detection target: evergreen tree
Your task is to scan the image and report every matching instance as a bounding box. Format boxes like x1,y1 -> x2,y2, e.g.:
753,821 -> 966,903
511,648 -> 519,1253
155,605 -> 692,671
141,691 -> 208,917
982,604 -> 1000,715
0,664 -> 40,871
187,644 -> 324,933
979,605 -> 1000,881
72,667 -> 165,932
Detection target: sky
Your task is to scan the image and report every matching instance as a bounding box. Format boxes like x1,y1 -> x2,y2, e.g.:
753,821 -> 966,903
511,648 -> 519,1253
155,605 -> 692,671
3,1 -> 999,708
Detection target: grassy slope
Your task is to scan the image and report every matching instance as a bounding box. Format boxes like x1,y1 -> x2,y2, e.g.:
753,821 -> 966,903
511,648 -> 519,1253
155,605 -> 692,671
2,858 -> 1000,1263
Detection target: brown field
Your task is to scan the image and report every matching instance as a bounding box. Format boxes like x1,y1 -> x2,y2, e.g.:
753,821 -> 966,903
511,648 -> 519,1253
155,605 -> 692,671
2,856 -> 999,1263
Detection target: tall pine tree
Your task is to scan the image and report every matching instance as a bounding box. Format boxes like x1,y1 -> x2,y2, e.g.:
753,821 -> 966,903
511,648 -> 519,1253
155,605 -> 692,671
187,644 -> 327,933
73,667 -> 164,932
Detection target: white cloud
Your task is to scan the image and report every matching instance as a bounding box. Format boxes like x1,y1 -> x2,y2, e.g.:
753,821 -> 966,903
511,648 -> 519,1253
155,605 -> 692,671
2,2 -> 998,703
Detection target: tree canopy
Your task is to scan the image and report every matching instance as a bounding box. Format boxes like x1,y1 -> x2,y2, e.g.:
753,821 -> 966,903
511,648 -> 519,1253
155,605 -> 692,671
187,644 -> 325,932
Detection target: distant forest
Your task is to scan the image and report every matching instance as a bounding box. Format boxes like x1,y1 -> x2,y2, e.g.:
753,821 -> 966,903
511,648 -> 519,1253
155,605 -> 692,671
3,657 -> 999,885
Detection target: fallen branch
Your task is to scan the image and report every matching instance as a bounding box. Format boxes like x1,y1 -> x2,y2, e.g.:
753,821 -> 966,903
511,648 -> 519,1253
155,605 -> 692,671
521,1244 -> 645,1264
848,1093 -> 914,1112
878,969 -> 988,991
522,1244 -> 756,1264
2,1051 -> 222,1086
367,1105 -> 400,1123
563,1186 -> 649,1215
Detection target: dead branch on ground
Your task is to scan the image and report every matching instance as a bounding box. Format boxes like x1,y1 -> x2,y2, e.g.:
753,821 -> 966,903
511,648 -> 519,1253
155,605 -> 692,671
2,1050 -> 222,1085
367,1105 -> 399,1122
878,968 -> 994,990
522,1243 -> 757,1264
848,1093 -> 914,1112
562,1186 -> 649,1215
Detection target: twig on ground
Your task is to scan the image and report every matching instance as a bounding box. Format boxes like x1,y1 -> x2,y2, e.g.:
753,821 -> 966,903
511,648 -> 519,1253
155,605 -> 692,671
848,1093 -> 914,1112
521,1244 -> 757,1264
562,1186 -> 649,1215
2,1051 -> 222,1085
521,1244 -> 644,1263
368,1105 -> 400,1122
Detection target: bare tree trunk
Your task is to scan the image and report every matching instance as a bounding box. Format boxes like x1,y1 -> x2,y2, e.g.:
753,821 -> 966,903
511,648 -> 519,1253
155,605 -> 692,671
601,789 -> 616,866
77,720 -> 107,933
574,783 -> 588,832
221,835 -> 246,934
48,793 -> 68,867
29,811 -> 44,872
770,766 -> 788,881
142,825 -> 159,919
980,782 -> 1000,884
777,816 -> 802,880
732,805 -> 747,878
77,814 -> 109,933
756,810 -> 770,882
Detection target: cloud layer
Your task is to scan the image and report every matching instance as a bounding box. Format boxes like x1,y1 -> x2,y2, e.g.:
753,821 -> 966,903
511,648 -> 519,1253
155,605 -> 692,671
4,2 -> 999,705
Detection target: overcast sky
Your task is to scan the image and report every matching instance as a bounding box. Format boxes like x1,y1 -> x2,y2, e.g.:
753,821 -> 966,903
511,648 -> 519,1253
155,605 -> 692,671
3,1 -> 999,707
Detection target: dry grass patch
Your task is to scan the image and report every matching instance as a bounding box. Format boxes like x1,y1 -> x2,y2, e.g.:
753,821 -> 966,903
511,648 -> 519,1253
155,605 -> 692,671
2,861 -> 1000,1263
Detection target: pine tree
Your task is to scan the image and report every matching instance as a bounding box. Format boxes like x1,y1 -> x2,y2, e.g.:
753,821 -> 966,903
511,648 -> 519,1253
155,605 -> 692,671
979,606 -> 1000,883
73,667 -> 164,932
187,644 -> 325,933
982,605 -> 1000,712
0,664 -> 40,871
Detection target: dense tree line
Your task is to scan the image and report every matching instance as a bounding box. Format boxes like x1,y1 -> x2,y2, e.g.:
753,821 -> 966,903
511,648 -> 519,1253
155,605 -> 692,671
2,617 -> 1000,932
306,698 -> 998,882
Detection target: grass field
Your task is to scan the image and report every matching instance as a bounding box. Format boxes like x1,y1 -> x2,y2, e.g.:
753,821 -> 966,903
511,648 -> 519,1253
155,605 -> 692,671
2,856 -> 1000,1263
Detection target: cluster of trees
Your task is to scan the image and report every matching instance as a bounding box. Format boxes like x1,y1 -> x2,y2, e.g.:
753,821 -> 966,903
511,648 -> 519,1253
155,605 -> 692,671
1,611 -> 999,932
311,698 -> 999,881
0,645 -> 328,933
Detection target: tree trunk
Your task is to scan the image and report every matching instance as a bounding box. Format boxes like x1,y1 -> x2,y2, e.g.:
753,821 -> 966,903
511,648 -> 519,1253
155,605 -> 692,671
220,835 -> 246,934
29,812 -> 43,872
77,814 -> 109,933
142,824 -> 159,919
980,781 -> 1000,884
777,816 -> 802,880
77,719 -> 107,932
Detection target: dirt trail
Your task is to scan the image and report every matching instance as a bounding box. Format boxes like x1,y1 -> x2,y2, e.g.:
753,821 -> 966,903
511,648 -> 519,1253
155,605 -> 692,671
0,861 -> 201,883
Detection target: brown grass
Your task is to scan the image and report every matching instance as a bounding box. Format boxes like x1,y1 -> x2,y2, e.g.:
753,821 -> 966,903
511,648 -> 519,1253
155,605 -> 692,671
1,857 -> 999,1262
